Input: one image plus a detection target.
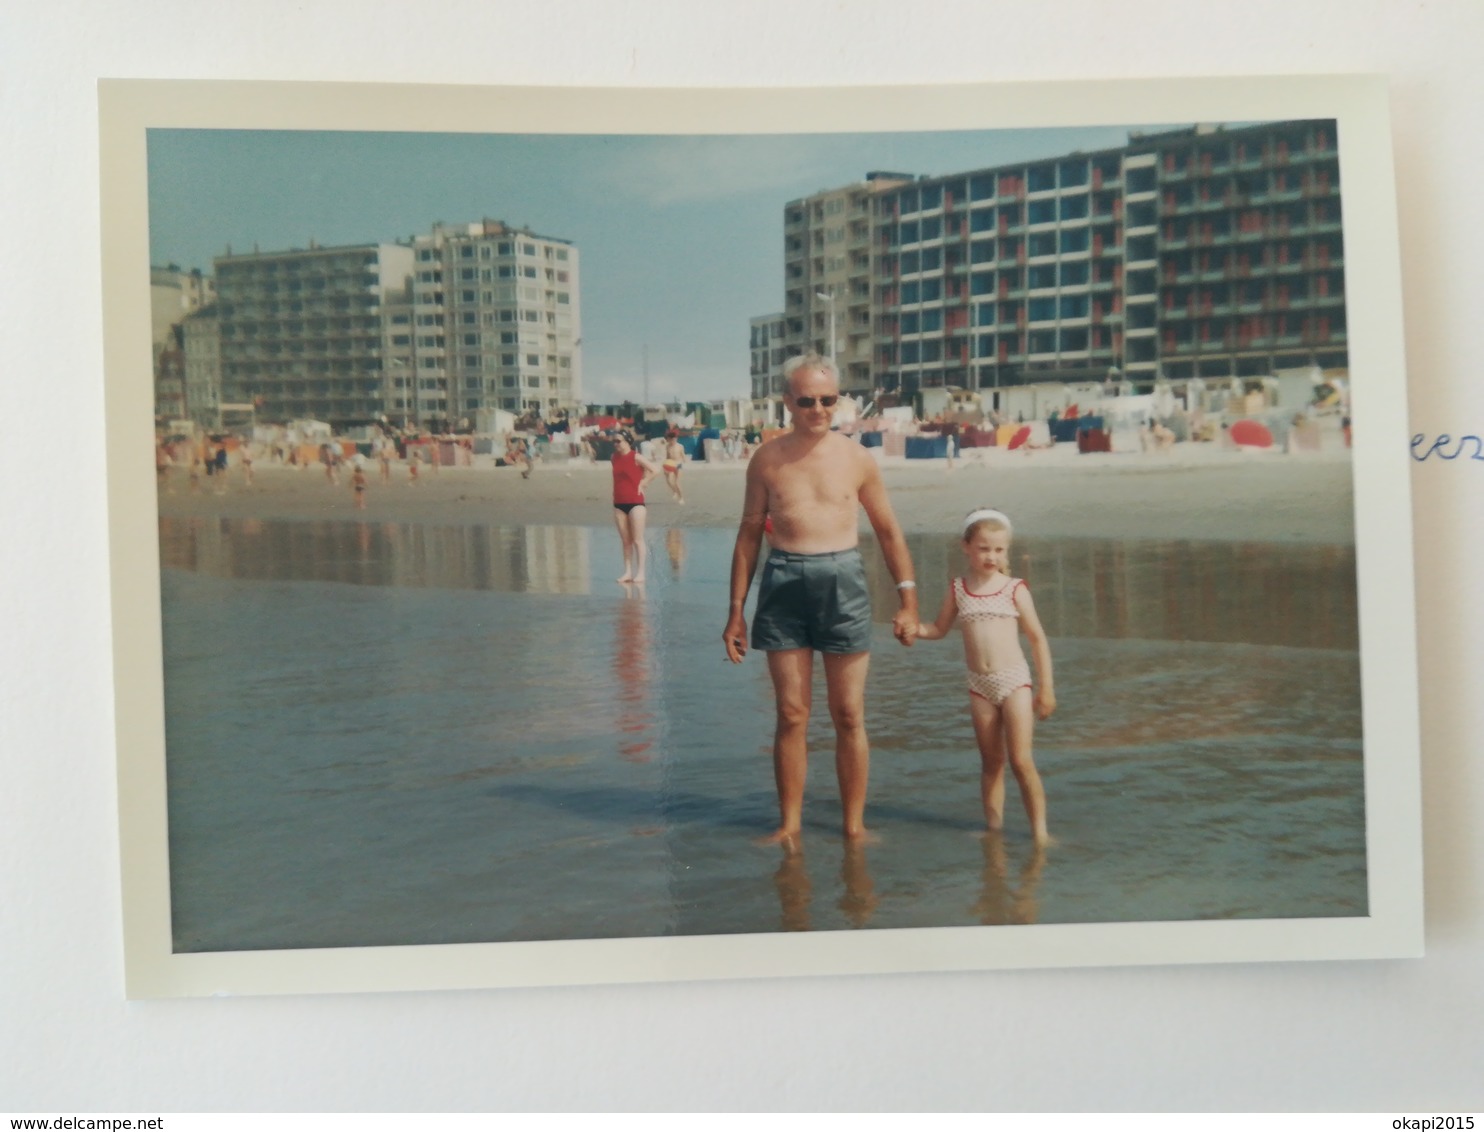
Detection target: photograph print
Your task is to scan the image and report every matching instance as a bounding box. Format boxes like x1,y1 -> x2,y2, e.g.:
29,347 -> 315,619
102,77 -> 1422,997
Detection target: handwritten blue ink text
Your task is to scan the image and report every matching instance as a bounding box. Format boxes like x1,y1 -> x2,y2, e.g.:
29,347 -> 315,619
1411,434 -> 1484,462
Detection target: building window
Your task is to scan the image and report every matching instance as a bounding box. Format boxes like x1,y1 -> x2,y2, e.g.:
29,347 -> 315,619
522,243 -> 536,256
921,309 -> 942,332
1060,229 -> 1090,254
921,279 -> 942,302
1028,298 -> 1057,322
1060,195 -> 1089,221
900,312 -> 919,334
526,353 -> 539,366
1028,199 -> 1056,224
1028,264 -> 1056,289
1028,232 -> 1057,257
901,281 -> 919,304
1059,295 -> 1089,319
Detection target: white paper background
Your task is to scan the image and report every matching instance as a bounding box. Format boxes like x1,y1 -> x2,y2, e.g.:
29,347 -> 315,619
3,0 -> 1480,1112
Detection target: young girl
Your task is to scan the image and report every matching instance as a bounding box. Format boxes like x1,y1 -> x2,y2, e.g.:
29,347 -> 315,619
662,432 -> 685,504
916,508 -> 1057,844
610,431 -> 661,583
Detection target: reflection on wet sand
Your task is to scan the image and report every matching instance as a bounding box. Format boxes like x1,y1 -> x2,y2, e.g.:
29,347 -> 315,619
866,534 -> 1357,650
973,836 -> 1046,926
665,527 -> 686,578
771,841 -> 881,932
156,517 -> 1365,946
161,517 -> 1357,651
158,516 -> 593,594
615,583 -> 655,763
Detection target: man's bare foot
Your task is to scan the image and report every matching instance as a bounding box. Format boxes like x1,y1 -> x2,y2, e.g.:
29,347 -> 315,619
617,574 -> 633,583
1032,830 -> 1058,848
755,827 -> 802,853
843,826 -> 880,845
632,575 -> 645,584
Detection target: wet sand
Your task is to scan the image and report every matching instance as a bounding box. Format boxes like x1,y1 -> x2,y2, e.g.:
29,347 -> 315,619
159,444 -> 1356,544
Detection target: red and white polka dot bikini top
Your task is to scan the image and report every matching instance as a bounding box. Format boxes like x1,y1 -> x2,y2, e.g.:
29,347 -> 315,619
953,576 -> 1025,622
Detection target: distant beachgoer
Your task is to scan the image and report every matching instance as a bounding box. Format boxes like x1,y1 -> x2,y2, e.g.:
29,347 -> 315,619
155,442 -> 171,492
378,439 -> 393,483
352,465 -> 368,510
408,449 -> 421,485
662,433 -> 685,504
240,442 -> 254,485
913,508 -> 1057,844
610,430 -> 661,584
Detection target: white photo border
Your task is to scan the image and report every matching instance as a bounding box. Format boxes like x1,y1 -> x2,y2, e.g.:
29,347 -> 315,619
100,75 -> 1422,998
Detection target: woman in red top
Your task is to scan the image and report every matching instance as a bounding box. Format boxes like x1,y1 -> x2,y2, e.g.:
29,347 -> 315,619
610,431 -> 662,583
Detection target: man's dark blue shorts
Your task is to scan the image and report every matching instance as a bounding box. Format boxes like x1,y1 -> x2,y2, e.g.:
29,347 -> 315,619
750,546 -> 874,655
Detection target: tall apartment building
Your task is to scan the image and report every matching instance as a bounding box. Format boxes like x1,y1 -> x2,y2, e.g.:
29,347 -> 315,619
150,265 -> 214,348
151,265 -> 215,426
749,313 -> 787,399
775,121 -> 1345,399
410,221 -> 582,428
214,242 -> 415,427
781,173 -> 914,397
180,305 -> 221,430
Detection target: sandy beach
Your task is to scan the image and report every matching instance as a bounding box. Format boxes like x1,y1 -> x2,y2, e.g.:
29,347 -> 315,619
159,444 -> 1356,544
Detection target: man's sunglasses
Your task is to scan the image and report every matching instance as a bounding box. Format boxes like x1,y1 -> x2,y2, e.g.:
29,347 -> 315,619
794,395 -> 839,409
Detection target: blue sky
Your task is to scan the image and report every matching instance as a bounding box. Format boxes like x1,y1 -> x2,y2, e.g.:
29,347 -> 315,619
147,123 -> 1183,403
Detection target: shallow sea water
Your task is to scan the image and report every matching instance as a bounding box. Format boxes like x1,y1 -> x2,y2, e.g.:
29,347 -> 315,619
158,518 -> 1365,950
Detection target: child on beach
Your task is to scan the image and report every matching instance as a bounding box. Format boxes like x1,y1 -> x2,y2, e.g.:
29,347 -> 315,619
915,508 -> 1057,844
351,464 -> 368,509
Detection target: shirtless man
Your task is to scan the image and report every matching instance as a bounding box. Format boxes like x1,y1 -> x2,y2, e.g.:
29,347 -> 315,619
723,354 -> 918,847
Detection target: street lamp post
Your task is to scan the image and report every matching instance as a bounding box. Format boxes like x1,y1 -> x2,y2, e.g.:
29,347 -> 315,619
814,289 -> 837,367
